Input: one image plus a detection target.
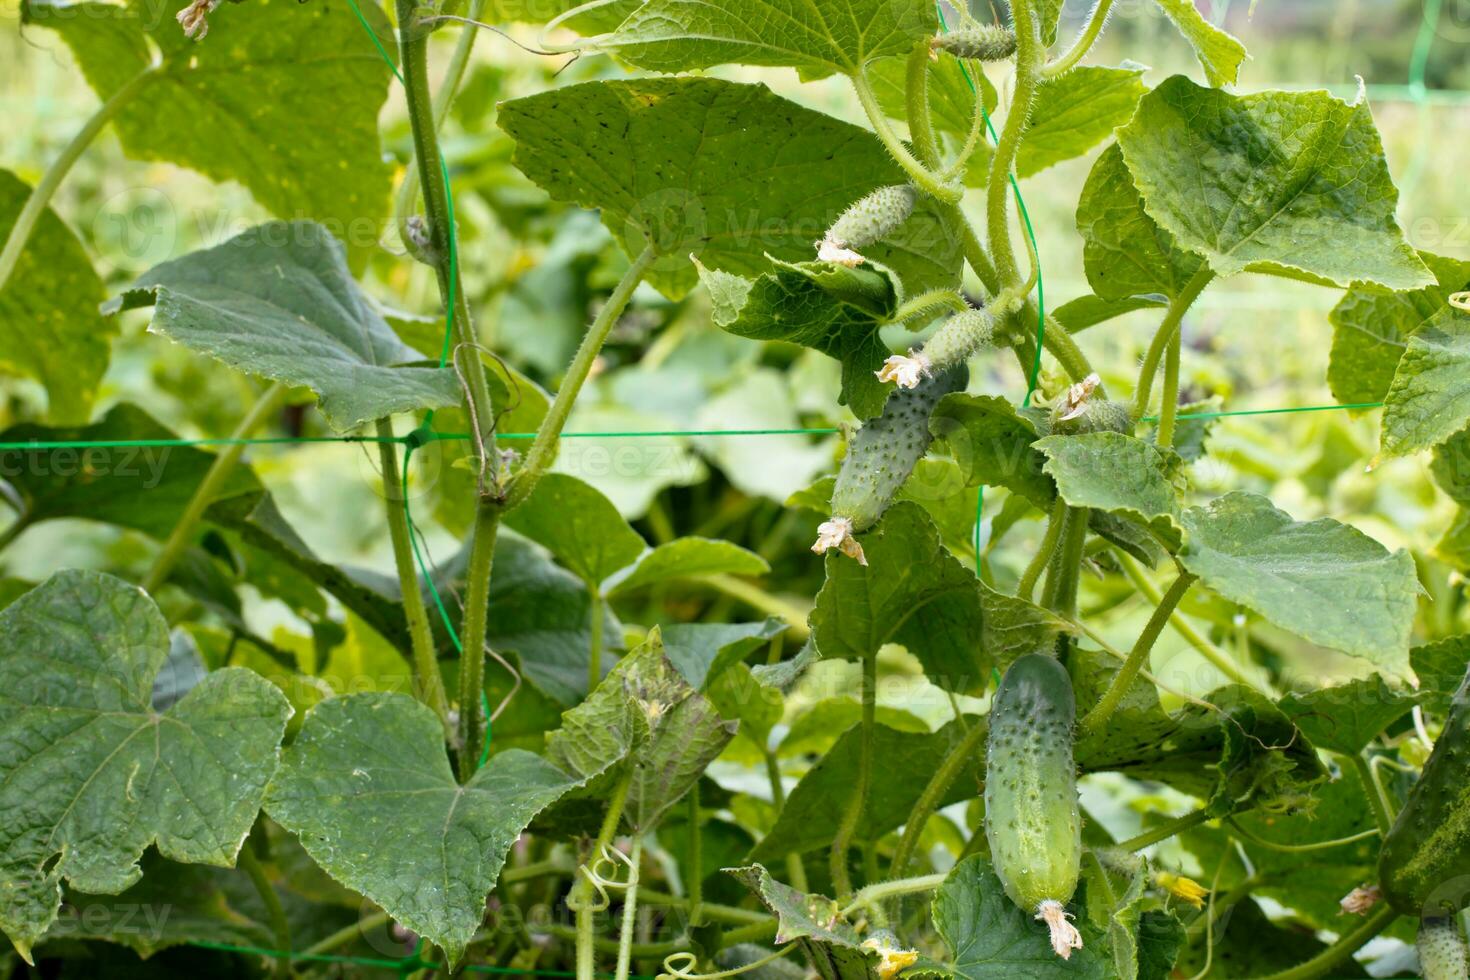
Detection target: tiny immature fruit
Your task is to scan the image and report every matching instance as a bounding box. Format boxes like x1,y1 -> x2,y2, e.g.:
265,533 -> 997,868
814,364 -> 968,563
984,654 -> 1083,960
817,186 -> 918,267
1379,662 -> 1470,916
1418,916 -> 1469,980
878,309 -> 996,390
931,25 -> 1018,61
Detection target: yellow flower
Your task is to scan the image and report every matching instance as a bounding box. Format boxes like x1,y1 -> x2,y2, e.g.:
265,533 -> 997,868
861,935 -> 919,980
1155,871 -> 1208,909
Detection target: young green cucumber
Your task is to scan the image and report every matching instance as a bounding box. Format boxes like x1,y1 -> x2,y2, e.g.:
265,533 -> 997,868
984,653 -> 1084,959
1418,916 -> 1469,980
932,25 -> 1018,61
878,309 -> 995,389
817,185 -> 917,267
812,364 -> 968,564
1379,663 -> 1470,917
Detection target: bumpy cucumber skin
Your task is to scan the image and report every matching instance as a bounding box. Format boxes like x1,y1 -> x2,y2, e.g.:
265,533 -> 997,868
830,365 -> 968,531
1048,399 -> 1134,436
1418,916 -> 1470,980
1381,665 -> 1470,916
922,309 -> 994,373
984,654 -> 1082,913
826,186 -> 917,250
933,25 -> 1018,61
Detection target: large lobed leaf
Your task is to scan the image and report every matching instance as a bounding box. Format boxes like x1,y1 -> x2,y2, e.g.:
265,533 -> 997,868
0,169 -> 115,423
1117,76 -> 1432,291
598,0 -> 936,79
1379,303 -> 1470,457
1178,492 -> 1418,677
1036,432 -> 1186,549
500,77 -> 922,300
23,0 -> 393,268
106,221 -> 461,430
266,693 -> 587,968
0,571 -> 291,962
1020,67 -> 1147,179
1152,0 -> 1247,87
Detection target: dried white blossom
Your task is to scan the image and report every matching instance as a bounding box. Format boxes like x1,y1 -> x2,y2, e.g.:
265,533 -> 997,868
1036,901 -> 1084,960
177,0 -> 222,39
812,516 -> 867,565
1339,884 -> 1381,915
876,351 -> 930,389
817,239 -> 866,267
1056,372 -> 1102,422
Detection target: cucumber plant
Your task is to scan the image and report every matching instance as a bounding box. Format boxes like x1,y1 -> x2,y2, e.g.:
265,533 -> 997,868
0,0 -> 1468,978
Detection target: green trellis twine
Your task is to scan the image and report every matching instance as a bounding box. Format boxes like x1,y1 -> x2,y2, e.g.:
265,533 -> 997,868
0,0 -> 1444,972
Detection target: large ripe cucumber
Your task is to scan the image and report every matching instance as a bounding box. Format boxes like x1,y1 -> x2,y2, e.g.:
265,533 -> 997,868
1380,663 -> 1470,916
828,364 -> 968,532
983,653 -> 1084,958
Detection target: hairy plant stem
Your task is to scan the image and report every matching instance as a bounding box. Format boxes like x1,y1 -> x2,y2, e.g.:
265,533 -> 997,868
1113,550 -> 1258,689
237,847 -> 291,979
302,911 -> 392,958
905,42 -> 942,169
985,0 -> 1041,289
1157,325 -> 1183,448
830,650 -> 877,902
394,0 -> 487,262
457,506 -> 500,778
685,785 -> 704,927
1044,0 -> 1117,77
843,873 -> 948,916
508,247 -> 655,508
571,772 -> 632,980
764,749 -> 809,891
396,0 -> 508,773
850,68 -> 962,203
1254,905 -> 1397,980
378,419 -> 452,732
1081,572 -> 1196,737
1134,270 -> 1213,421
889,713 -> 987,874
1225,817 -> 1379,852
1349,753 -> 1396,835
614,837 -> 643,980
142,383 -> 287,595
588,589 -> 606,694
0,66 -> 157,293
1118,808 -> 1212,852
1018,498 -> 1068,599
890,288 -> 970,325
1041,507 -> 1088,616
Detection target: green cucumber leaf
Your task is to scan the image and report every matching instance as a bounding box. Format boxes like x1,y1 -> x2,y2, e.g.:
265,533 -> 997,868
0,570 -> 291,962
499,78 -> 910,301
1173,898 -> 1360,976
1151,0 -> 1248,87
0,169 -> 114,423
811,503 -> 988,694
1019,66 -> 1148,178
1052,294 -> 1168,334
105,221 -> 461,431
1279,675 -> 1418,754
1036,432 -> 1186,549
597,0 -> 936,79
777,699 -> 929,758
729,865 -> 879,980
1178,492 -> 1418,676
1328,251 -> 1470,406
1078,144 -> 1207,301
930,393 -> 1053,506
913,855 -> 1109,979
607,538 -> 770,597
1410,635 -> 1470,715
660,620 -> 788,692
0,404 -> 263,539
699,262 -> 892,420
265,693 -> 586,968
21,0 -> 392,269
1380,304 -> 1470,457
753,718 -> 984,861
1117,76 -> 1433,290
1081,855 -> 1150,980
543,631 -> 736,831
979,582 -> 1078,670
503,473 -> 647,587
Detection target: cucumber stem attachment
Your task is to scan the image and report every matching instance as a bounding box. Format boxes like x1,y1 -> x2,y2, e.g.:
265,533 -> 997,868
830,650 -> 878,902
850,69 -> 963,204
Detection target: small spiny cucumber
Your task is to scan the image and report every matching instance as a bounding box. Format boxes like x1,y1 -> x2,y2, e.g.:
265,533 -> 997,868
984,653 -> 1084,959
1418,916 -> 1470,980
818,186 -> 918,266
1379,662 -> 1470,917
932,25 -> 1018,61
813,364 -> 968,563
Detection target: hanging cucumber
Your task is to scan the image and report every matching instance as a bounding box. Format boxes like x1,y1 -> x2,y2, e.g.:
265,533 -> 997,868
1379,663 -> 1470,917
817,185 -> 917,267
878,308 -> 996,390
984,653 -> 1084,959
931,24 -> 1018,61
812,364 -> 968,564
1418,916 -> 1469,980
